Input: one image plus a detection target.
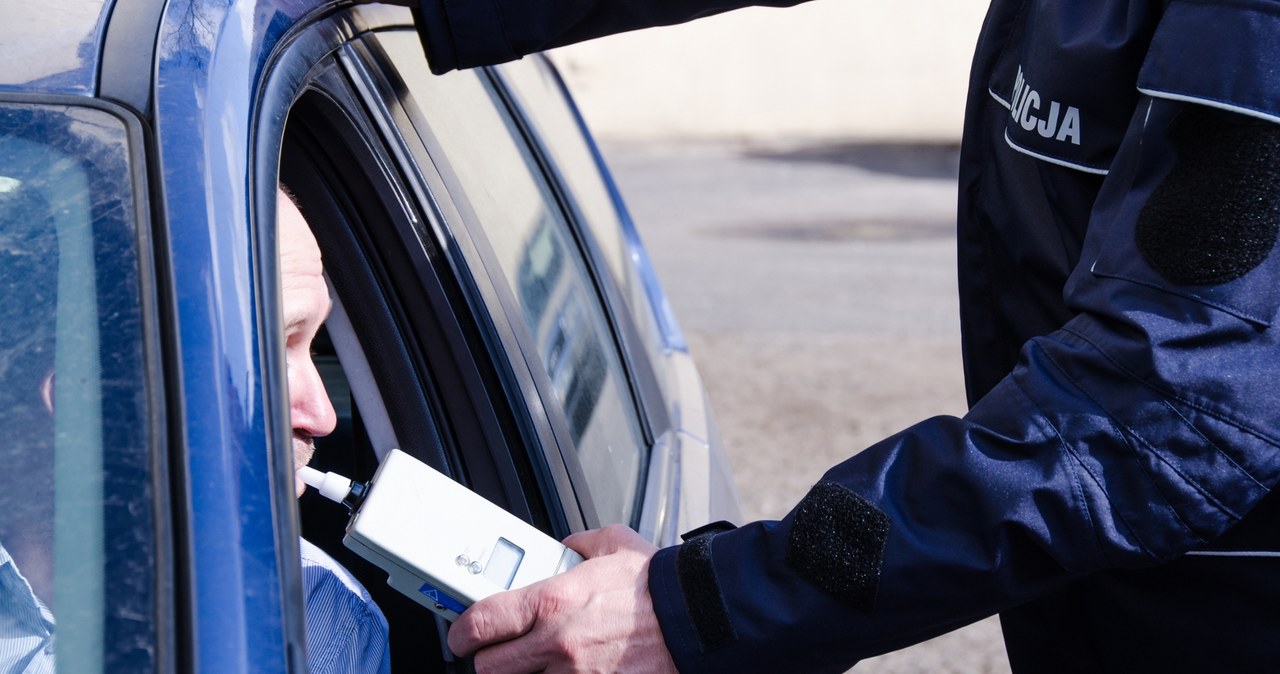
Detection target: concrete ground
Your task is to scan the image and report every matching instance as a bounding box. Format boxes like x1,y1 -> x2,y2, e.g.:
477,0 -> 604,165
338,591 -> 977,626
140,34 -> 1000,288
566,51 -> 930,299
601,141 -> 1012,673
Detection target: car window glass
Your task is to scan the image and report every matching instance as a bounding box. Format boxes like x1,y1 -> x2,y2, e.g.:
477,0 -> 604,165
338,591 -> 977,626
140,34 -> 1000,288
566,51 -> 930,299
0,102 -> 158,672
495,57 -> 673,399
375,31 -> 647,525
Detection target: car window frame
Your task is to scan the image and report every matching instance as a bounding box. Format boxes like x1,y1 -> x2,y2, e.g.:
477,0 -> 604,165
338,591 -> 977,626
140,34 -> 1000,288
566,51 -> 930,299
336,31 -> 606,529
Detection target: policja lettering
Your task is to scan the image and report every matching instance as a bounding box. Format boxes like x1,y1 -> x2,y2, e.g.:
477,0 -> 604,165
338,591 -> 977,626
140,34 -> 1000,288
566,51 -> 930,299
1010,66 -> 1081,145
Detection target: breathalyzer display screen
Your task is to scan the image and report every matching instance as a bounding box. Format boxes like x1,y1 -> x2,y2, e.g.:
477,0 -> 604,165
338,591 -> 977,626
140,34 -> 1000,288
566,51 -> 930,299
483,538 -> 525,589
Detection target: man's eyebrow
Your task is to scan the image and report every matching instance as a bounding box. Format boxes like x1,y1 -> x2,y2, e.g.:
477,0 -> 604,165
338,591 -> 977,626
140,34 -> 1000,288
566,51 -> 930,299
285,299 -> 334,334
284,312 -> 308,333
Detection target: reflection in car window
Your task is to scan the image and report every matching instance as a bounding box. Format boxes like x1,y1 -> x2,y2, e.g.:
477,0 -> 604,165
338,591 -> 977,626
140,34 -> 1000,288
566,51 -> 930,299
496,57 -> 672,377
376,31 -> 647,526
0,102 -> 157,672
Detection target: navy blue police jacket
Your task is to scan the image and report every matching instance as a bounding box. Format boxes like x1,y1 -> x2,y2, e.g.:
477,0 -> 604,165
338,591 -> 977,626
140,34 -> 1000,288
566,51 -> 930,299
412,0 -> 1280,670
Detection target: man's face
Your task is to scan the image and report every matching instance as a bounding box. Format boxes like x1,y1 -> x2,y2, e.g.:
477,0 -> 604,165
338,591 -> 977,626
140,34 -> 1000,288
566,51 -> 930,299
278,190 -> 337,497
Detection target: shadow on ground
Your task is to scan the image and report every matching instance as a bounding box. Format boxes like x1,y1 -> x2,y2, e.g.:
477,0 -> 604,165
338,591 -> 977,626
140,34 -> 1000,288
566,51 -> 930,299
706,216 -> 956,243
744,141 -> 962,180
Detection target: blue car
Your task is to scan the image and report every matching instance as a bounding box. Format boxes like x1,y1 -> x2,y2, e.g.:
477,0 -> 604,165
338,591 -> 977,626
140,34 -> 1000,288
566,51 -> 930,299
0,1 -> 742,671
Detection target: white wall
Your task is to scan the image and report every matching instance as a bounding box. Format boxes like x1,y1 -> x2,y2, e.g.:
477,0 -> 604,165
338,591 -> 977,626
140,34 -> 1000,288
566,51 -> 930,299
549,1 -> 990,143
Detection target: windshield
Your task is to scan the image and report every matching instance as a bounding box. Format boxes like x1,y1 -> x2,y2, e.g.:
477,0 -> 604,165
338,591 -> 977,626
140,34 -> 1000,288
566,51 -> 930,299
0,101 -> 159,672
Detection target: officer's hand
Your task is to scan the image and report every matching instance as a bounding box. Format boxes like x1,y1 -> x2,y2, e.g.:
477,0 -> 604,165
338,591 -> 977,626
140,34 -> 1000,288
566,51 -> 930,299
447,524 -> 677,674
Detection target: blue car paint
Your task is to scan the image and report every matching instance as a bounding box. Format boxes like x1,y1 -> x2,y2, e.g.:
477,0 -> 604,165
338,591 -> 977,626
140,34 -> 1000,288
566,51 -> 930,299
150,2 -> 350,669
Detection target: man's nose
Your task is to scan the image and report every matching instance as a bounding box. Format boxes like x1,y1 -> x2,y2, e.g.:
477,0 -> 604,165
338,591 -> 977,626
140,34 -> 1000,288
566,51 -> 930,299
291,359 -> 337,438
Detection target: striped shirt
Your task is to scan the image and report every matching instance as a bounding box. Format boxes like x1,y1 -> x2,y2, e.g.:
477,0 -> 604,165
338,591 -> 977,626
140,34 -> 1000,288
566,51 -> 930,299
0,540 -> 386,673
0,544 -> 54,674
300,538 -> 390,674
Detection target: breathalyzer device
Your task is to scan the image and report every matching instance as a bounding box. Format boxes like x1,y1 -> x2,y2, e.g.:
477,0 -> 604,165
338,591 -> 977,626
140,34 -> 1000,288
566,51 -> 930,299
300,448 -> 583,621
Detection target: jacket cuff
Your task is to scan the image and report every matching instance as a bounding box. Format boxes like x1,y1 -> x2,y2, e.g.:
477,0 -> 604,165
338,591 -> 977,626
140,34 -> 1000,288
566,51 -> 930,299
412,0 -> 515,74
648,545 -> 702,672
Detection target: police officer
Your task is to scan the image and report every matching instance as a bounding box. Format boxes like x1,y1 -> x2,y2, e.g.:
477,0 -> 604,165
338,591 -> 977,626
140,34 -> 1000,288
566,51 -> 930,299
385,0 -> 1280,670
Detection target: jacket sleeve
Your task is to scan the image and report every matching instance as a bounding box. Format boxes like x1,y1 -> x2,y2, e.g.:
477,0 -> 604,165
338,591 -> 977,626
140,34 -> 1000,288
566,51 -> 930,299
646,7 -> 1280,672
410,0 -> 813,74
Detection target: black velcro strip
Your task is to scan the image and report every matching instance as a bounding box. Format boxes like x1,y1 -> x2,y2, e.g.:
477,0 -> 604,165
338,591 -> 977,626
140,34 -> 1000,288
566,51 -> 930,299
1136,105 -> 1280,286
786,481 -> 891,614
675,531 -> 737,652
680,520 -> 737,542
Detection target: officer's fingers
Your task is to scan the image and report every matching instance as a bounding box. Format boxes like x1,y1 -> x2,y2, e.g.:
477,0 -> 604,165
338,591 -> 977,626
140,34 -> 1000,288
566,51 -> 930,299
468,634 -> 551,674
563,524 -> 656,559
448,584 -> 541,658
467,618 -> 571,674
464,554 -> 670,674
453,574 -> 591,671
450,528 -> 657,665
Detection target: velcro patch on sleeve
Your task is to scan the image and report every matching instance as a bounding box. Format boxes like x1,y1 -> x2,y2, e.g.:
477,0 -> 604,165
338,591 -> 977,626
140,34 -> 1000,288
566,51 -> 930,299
675,530 -> 737,652
786,481 -> 891,614
1136,105 -> 1280,286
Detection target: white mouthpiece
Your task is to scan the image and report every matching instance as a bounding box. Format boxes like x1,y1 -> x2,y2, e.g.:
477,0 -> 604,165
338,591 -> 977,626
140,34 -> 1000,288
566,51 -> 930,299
299,466 -> 354,503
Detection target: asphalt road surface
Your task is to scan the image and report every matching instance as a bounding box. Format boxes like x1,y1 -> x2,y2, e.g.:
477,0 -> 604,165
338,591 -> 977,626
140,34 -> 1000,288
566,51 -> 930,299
602,141 -> 1011,674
